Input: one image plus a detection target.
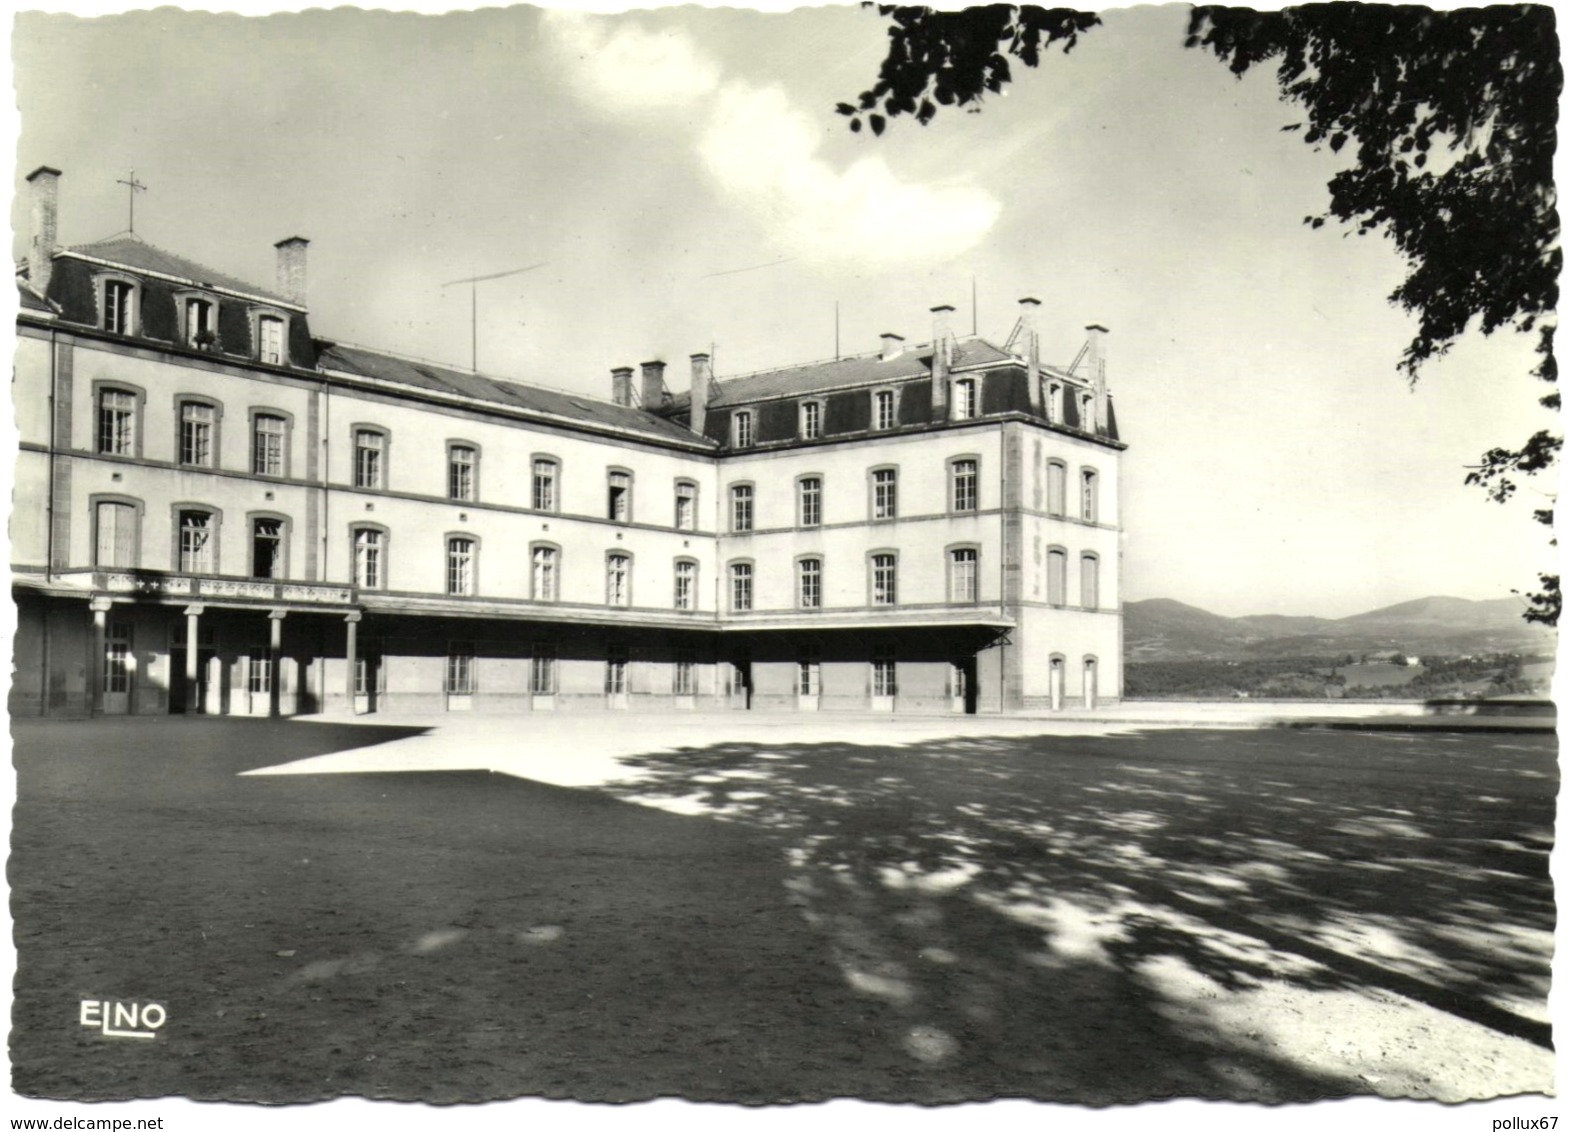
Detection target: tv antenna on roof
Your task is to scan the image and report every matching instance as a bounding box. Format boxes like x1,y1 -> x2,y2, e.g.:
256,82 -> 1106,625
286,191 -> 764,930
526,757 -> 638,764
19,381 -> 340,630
442,261 -> 548,372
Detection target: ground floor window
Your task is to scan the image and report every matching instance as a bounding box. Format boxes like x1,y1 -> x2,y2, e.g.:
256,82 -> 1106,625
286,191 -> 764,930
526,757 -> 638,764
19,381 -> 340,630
354,653 -> 384,695
446,642 -> 475,694
871,649 -> 897,698
247,647 -> 272,695
531,645 -> 557,695
606,645 -> 629,695
674,649 -> 696,696
104,621 -> 131,693
798,649 -> 821,696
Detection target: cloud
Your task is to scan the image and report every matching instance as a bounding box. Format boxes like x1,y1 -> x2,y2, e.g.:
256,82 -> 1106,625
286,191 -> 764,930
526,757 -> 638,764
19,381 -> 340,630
546,11 -> 719,112
545,12 -> 999,266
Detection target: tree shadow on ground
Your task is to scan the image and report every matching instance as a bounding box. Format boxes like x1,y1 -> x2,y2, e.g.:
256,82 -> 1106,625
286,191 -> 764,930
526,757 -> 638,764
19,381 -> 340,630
602,726 -> 1556,1098
11,721 -> 1554,1104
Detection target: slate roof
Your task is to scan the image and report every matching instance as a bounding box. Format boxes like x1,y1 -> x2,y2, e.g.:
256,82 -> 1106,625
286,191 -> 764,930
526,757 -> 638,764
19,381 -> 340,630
17,278 -> 54,313
665,337 -> 1076,411
62,234 -> 297,307
317,342 -> 711,448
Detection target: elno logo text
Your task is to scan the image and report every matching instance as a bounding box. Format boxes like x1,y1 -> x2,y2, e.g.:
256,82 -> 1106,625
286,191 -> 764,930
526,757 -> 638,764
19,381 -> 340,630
79,999 -> 167,1040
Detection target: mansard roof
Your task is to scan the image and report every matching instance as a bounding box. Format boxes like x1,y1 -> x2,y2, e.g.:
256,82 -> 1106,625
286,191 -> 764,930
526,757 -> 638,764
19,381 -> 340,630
62,234 -> 299,308
663,337 -> 1086,412
317,342 -> 712,448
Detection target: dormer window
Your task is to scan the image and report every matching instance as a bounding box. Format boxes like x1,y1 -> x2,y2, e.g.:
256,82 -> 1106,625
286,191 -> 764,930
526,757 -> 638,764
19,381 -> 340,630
873,389 -> 897,431
1079,391 -> 1094,430
102,279 -> 135,335
953,377 -> 978,420
1047,381 -> 1064,422
258,315 -> 285,365
733,411 -> 754,448
182,296 -> 217,350
800,400 -> 822,440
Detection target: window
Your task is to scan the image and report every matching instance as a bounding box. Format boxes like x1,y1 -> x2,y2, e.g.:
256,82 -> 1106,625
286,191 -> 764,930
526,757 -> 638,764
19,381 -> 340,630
178,510 -> 216,574
446,643 -> 475,694
94,500 -> 139,568
733,411 -> 754,448
1081,553 -> 1100,610
97,388 -> 137,456
798,557 -> 822,609
871,650 -> 897,697
871,553 -> 897,606
248,647 -> 272,695
446,536 -> 476,596
872,468 -> 898,520
730,484 -> 754,533
951,459 -> 978,513
252,518 -> 284,580
674,559 -> 696,611
252,414 -> 287,477
179,401 -> 216,468
104,621 -> 131,694
353,429 -> 386,490
602,649 -> 627,693
797,650 -> 821,696
531,545 -> 558,602
607,470 -> 632,522
258,315 -> 285,365
800,401 -> 822,440
606,552 -> 631,607
953,378 -> 977,420
185,298 -> 215,349
674,481 -> 697,531
873,389 -> 896,430
674,650 -> 697,696
354,528 -> 384,589
354,654 -> 384,696
798,477 -> 822,528
530,645 -> 557,695
1046,460 -> 1067,517
1080,391 -> 1095,430
730,562 -> 753,612
1047,547 -> 1067,605
1047,382 -> 1064,422
448,445 -> 477,502
532,458 -> 558,512
950,547 -> 979,603
103,279 -> 134,335
1081,469 -> 1099,523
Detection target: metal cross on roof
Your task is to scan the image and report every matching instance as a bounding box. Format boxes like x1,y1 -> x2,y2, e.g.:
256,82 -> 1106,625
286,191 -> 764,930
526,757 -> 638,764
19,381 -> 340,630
115,170 -> 147,234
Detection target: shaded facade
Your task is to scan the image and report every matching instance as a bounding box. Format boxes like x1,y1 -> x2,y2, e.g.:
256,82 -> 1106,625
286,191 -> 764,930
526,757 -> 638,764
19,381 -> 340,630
12,167 -> 1125,717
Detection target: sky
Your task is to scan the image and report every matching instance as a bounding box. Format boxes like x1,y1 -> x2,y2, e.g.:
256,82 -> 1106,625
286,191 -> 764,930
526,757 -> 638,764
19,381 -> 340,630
8,2 -> 1559,618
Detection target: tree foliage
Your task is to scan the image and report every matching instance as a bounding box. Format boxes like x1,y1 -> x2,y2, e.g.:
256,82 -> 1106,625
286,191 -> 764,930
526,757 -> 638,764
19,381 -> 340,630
841,3 -> 1561,624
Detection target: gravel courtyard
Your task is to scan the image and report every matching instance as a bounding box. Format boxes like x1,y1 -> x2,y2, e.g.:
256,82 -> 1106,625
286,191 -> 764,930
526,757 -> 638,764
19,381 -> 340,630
9,712 -> 1555,1104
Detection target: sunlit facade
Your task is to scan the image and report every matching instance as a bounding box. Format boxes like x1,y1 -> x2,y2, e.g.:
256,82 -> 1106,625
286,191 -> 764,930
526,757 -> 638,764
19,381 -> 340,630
12,166 -> 1124,717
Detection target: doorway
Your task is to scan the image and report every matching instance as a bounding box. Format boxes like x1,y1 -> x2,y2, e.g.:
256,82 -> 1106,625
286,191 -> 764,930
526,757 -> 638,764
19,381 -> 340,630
951,658 -> 978,714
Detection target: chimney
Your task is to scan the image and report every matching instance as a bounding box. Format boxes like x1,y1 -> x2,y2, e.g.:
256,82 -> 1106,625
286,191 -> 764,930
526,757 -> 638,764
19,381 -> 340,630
640,360 -> 667,410
689,353 -> 712,437
1019,297 -> 1043,414
274,236 -> 309,307
930,304 -> 955,421
879,332 -> 904,362
611,366 -> 635,406
1085,324 -> 1110,433
26,166 -> 61,297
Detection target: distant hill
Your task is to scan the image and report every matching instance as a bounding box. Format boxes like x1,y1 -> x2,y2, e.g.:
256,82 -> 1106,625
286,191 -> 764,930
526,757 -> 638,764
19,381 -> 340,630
1126,596 -> 1555,661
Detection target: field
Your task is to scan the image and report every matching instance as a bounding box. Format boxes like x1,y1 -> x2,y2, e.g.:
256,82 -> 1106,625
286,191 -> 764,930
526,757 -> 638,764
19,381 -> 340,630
10,713 -> 1556,1106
